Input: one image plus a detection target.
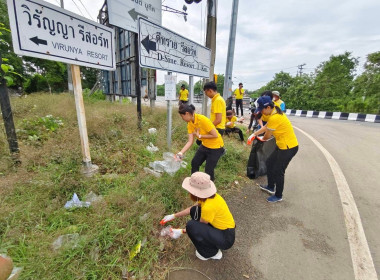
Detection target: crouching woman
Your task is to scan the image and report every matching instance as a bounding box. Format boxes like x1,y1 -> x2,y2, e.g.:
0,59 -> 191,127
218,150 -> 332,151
160,172 -> 235,260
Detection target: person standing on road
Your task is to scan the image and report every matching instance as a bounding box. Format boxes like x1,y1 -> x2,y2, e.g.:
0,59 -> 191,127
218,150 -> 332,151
225,110 -> 244,142
272,91 -> 285,111
175,104 -> 224,181
250,96 -> 299,203
160,172 -> 235,261
233,82 -> 244,117
178,84 -> 189,106
204,81 -> 226,136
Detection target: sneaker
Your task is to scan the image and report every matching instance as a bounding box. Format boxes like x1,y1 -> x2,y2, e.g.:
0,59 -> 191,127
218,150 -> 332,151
195,250 -> 223,260
259,184 -> 275,195
267,195 -> 283,203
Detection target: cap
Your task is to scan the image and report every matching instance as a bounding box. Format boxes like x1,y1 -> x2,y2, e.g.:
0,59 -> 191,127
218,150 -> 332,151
254,96 -> 273,114
272,91 -> 280,97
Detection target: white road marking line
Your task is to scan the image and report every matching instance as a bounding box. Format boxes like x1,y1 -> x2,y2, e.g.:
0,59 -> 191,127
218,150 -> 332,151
294,126 -> 378,280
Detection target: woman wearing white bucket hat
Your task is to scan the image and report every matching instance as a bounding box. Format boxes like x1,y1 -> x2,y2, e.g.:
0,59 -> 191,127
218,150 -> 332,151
160,172 -> 235,260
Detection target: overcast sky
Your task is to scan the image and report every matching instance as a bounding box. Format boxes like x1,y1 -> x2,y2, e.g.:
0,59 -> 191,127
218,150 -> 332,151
43,0 -> 380,91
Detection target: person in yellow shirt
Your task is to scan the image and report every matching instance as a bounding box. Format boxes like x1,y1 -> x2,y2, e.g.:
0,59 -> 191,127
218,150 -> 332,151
250,96 -> 299,203
203,81 -> 226,136
160,172 -> 235,260
178,84 -> 189,106
175,104 -> 224,181
225,110 -> 244,142
233,82 -> 244,117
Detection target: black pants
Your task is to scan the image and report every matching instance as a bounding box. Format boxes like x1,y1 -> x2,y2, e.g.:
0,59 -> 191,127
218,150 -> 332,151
186,206 -> 235,258
225,127 -> 244,141
217,128 -> 225,136
266,146 -> 299,198
191,145 -> 225,181
178,100 -> 188,106
235,99 -> 243,116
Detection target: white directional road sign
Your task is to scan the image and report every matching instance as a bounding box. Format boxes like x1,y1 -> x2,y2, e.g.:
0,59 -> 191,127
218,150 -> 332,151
138,18 -> 211,78
7,0 -> 115,70
107,0 -> 162,33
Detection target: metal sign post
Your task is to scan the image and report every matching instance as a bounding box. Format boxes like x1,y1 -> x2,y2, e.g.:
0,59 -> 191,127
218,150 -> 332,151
165,73 -> 176,150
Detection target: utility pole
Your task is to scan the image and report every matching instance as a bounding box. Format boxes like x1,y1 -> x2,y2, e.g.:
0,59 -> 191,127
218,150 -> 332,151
60,0 -> 73,94
223,0 -> 239,100
298,63 -> 306,76
202,0 -> 217,116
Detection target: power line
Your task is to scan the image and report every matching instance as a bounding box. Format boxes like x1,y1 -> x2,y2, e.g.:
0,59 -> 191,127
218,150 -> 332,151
71,0 -> 85,17
77,0 -> 94,20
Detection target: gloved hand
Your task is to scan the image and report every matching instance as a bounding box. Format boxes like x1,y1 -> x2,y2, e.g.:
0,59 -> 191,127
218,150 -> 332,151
247,133 -> 256,145
226,122 -> 232,126
160,214 -> 175,225
169,228 -> 184,239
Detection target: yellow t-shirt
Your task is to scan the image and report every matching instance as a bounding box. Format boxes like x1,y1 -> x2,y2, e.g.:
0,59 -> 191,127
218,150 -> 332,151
234,88 -> 245,99
200,193 -> 235,230
187,114 -> 224,149
179,89 -> 189,101
211,93 -> 226,130
266,113 -> 298,149
226,116 -> 237,128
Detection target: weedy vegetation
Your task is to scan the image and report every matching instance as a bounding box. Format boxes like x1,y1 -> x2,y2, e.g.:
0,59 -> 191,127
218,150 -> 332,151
0,92 -> 250,279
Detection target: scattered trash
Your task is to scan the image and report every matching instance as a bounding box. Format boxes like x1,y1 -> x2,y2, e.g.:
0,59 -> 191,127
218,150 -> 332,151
8,267 -> 23,280
148,128 -> 157,134
90,246 -> 100,262
146,143 -> 159,152
148,152 -> 187,176
64,193 -> 90,209
143,167 -> 162,178
84,191 -> 103,204
243,274 -> 250,279
139,213 -> 150,222
160,226 -> 172,237
52,233 -> 80,251
234,180 -> 239,185
129,240 -> 142,260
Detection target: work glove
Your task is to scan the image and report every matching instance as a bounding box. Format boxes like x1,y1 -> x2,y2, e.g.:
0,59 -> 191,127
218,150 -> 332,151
247,133 -> 256,145
160,214 -> 175,225
169,228 -> 184,239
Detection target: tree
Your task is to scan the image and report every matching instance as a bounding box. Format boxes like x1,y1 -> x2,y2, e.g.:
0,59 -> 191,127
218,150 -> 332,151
312,52 -> 359,99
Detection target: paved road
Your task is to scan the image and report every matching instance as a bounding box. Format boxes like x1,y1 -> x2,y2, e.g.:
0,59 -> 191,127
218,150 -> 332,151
168,115 -> 380,280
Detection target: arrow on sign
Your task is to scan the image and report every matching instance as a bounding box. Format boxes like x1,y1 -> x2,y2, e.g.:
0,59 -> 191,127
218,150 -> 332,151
128,8 -> 148,21
30,36 -> 47,46
141,35 -> 157,53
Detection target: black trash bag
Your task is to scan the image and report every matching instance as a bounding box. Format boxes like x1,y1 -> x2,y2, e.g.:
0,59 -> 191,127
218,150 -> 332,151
247,137 -> 276,179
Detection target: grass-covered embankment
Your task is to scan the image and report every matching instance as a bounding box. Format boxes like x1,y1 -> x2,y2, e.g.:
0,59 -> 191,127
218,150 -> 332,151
0,92 -> 249,279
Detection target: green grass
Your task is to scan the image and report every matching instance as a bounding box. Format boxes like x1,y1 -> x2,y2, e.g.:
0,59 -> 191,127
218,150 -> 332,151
0,93 -> 249,279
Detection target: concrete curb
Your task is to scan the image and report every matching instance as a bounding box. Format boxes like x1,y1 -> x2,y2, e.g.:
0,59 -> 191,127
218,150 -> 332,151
285,109 -> 380,123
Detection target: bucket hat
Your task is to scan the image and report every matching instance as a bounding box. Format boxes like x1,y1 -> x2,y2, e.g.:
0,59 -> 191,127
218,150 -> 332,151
182,172 -> 217,198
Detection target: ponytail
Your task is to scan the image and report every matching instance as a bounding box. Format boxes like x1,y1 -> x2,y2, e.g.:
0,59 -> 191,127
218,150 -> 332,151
275,106 -> 283,115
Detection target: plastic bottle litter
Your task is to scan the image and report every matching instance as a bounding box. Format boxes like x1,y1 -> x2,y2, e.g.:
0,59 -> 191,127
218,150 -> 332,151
146,143 -> 159,152
160,226 -> 172,237
52,233 -> 80,251
64,193 -> 90,209
148,128 -> 157,134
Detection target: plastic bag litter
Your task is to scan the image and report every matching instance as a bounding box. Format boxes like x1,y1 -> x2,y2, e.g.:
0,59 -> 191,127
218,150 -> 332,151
160,226 -> 172,237
52,233 -> 79,251
8,267 -> 23,280
148,152 -> 187,176
64,193 -> 90,209
84,191 -> 103,204
148,128 -> 157,134
144,167 -> 161,178
146,143 -> 159,152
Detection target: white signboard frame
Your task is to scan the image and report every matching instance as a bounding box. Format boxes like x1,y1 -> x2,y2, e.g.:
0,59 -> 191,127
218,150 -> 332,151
107,0 -> 162,33
164,75 -> 177,101
138,17 -> 211,78
7,0 -> 115,70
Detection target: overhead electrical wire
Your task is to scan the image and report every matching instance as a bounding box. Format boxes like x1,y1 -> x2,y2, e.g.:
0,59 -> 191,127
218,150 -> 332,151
77,0 -> 95,20
71,0 -> 85,17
